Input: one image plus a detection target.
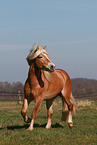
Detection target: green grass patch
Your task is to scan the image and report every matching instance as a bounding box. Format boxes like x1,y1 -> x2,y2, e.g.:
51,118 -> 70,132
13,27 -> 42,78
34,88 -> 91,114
0,100 -> 97,145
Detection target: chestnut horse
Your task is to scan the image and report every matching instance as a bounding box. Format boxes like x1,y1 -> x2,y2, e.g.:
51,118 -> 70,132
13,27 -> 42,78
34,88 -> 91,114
21,44 -> 75,131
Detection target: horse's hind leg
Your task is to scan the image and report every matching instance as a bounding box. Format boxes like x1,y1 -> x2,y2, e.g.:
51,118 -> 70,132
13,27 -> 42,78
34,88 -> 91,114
46,99 -> 54,129
61,92 -> 74,128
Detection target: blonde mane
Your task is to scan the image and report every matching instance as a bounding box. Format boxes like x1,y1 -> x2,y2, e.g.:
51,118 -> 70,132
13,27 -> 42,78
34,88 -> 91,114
27,44 -> 52,83
26,44 -> 47,62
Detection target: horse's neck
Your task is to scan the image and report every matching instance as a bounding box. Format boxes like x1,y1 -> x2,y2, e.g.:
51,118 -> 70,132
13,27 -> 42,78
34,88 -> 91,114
43,71 -> 52,82
29,62 -> 52,83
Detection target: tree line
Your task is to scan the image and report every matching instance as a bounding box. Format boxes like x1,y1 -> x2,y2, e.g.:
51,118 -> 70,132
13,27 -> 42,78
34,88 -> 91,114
0,81 -> 24,93
71,78 -> 97,99
0,78 -> 97,100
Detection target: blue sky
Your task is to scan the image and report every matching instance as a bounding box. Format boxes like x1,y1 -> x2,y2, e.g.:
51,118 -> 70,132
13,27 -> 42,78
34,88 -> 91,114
0,0 -> 97,83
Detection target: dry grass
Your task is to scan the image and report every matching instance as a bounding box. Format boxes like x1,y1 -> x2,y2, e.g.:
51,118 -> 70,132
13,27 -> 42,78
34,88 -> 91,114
76,100 -> 92,107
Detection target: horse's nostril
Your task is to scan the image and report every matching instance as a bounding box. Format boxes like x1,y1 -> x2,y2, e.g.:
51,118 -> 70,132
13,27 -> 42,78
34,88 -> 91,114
50,65 -> 55,71
51,65 -> 54,69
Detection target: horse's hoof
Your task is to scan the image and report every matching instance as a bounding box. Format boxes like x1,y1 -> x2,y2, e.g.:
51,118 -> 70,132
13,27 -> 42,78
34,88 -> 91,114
68,122 -> 74,128
26,127 -> 33,131
46,125 -> 51,129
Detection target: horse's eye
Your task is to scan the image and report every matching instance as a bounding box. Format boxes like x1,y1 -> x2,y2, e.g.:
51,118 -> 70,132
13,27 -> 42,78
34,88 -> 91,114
38,56 -> 42,59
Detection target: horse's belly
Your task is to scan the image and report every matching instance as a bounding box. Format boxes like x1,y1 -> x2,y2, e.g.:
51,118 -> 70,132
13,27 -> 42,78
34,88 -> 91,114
44,78 -> 63,99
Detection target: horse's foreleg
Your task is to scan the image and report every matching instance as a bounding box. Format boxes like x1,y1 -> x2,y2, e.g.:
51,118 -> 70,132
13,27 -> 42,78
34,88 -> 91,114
27,98 -> 43,131
21,98 -> 30,123
46,99 -> 53,129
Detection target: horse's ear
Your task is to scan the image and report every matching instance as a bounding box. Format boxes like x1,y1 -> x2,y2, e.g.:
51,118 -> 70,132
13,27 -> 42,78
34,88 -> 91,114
37,45 -> 40,50
43,46 -> 46,50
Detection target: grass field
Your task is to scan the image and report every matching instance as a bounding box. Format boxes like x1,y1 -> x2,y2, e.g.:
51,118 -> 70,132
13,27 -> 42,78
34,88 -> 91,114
0,99 -> 97,145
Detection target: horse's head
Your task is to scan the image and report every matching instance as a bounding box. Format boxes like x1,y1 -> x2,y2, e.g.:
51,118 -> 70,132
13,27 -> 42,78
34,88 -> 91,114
26,44 -> 55,72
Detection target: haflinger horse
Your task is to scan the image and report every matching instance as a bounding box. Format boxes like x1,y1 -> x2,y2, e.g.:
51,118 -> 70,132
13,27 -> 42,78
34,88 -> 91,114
21,44 -> 75,131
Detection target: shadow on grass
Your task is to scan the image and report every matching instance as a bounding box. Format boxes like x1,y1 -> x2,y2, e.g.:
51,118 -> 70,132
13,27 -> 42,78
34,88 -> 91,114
7,124 -> 29,130
52,123 -> 63,128
7,123 -> 63,130
0,127 -> 5,130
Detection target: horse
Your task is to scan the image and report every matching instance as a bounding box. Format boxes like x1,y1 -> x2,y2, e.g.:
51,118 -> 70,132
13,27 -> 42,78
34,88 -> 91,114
21,44 -> 75,131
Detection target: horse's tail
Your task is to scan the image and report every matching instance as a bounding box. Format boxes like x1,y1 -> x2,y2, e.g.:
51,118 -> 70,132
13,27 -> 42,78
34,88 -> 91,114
61,93 -> 76,121
70,93 -> 76,117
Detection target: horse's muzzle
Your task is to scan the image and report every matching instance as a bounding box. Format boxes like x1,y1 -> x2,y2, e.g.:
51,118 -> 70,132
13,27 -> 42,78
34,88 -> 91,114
46,63 -> 55,72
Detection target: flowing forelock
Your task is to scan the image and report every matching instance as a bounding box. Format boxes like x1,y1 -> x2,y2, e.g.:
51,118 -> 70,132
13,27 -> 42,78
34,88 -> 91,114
42,51 -> 50,61
26,44 -> 49,63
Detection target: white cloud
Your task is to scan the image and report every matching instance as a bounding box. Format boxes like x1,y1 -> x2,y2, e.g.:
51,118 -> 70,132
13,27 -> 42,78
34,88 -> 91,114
0,38 -> 97,51
0,45 -> 31,51
48,39 -> 97,46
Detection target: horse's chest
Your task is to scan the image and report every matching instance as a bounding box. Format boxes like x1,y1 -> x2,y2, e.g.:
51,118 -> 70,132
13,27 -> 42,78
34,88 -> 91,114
31,81 -> 46,98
